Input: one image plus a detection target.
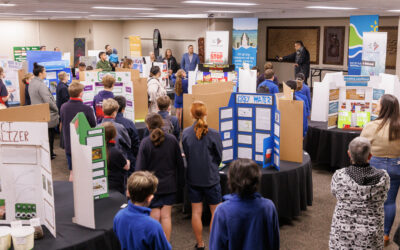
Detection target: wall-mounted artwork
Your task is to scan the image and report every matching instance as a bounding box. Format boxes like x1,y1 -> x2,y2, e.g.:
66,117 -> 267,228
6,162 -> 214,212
74,38 -> 86,68
266,27 -> 320,64
379,26 -> 397,69
323,26 -> 345,65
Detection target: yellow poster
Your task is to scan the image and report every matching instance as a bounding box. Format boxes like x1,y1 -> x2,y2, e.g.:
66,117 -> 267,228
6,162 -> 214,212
129,36 -> 142,57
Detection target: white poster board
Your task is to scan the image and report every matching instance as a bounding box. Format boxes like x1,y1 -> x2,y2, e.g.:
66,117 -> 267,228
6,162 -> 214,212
0,122 -> 56,237
81,71 -> 135,121
361,32 -> 388,76
238,68 -> 257,93
206,31 -> 230,64
88,50 -> 103,62
0,60 -> 23,103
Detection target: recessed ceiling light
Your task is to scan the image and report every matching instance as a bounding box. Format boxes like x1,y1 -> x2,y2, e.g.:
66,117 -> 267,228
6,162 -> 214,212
145,14 -> 208,18
387,10 -> 400,12
183,1 -> 257,6
36,11 -> 89,13
306,6 -> 358,10
0,3 -> 16,6
206,10 -> 251,13
0,12 -> 33,15
92,6 -> 155,10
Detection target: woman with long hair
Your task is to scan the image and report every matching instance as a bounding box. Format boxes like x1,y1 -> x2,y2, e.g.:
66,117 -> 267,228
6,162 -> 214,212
163,49 -> 179,74
182,101 -> 223,250
147,66 -> 166,113
174,69 -> 188,127
136,113 -> 184,242
122,58 -> 133,69
361,94 -> 400,246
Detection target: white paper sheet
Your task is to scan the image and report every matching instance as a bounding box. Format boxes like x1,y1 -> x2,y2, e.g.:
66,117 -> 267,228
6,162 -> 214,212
46,72 -> 57,80
255,133 -> 270,153
238,120 -> 252,132
86,136 -> 104,147
223,132 -> 230,140
92,161 -> 104,170
238,134 -> 252,144
256,108 -> 271,130
220,121 -> 233,132
221,108 -> 233,120
255,154 -> 263,162
222,148 -> 233,162
274,123 -> 280,137
238,107 -> 253,118
88,129 -> 103,135
1,145 -> 37,164
222,140 -> 233,148
238,147 -> 252,159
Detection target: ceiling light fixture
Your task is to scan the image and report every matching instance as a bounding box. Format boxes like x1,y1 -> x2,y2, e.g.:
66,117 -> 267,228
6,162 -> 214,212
206,10 -> 251,13
0,3 -> 16,6
183,1 -> 257,6
144,14 -> 208,18
36,10 -> 89,13
92,6 -> 155,10
0,12 -> 33,15
306,6 -> 358,10
387,10 -> 400,12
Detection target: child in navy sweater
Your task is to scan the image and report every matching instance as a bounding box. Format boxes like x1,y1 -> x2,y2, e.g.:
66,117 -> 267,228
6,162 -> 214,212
113,171 -> 171,250
93,74 -> 115,123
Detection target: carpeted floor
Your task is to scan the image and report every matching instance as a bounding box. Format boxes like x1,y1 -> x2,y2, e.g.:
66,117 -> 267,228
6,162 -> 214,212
51,139 -> 400,250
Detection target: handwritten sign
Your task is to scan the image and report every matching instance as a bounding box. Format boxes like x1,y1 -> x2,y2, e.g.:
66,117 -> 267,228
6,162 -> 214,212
236,94 -> 273,105
0,122 -> 29,143
0,122 -> 46,145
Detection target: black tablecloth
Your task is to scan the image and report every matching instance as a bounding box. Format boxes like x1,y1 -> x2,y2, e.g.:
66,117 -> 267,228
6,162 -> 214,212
34,181 -> 126,250
219,152 -> 313,220
304,121 -> 361,169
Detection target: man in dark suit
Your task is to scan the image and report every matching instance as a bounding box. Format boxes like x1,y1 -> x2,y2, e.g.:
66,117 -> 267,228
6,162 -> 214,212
279,41 -> 310,84
181,45 -> 200,73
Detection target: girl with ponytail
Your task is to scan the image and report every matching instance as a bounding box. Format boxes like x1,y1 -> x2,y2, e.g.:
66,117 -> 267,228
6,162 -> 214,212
136,113 -> 184,242
173,69 -> 188,127
182,101 -> 223,249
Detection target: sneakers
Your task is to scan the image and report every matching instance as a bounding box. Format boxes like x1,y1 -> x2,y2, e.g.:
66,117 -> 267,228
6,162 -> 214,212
195,243 -> 205,250
384,235 -> 390,247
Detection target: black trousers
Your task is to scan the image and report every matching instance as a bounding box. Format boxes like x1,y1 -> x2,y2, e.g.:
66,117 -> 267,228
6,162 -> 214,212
48,128 -> 55,155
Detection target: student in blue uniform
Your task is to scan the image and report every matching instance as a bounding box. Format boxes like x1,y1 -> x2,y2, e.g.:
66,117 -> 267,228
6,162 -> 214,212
56,71 -> 70,112
257,69 -> 279,94
286,80 -> 308,137
210,159 -> 280,250
136,113 -> 184,242
113,171 -> 172,250
296,73 -> 311,111
157,95 -> 180,141
174,69 -> 188,128
182,101 -> 223,250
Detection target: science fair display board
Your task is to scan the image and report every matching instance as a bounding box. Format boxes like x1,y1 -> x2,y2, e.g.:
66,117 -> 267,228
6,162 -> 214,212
205,31 -> 230,65
219,93 -> 280,169
39,60 -> 72,98
0,60 -> 24,105
311,72 -> 400,129
0,104 -> 56,238
81,71 -> 135,122
70,113 -> 108,229
189,64 -> 237,94
13,46 -> 41,62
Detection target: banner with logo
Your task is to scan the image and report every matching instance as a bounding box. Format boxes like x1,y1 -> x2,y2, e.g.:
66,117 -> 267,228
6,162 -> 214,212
129,36 -> 142,58
361,32 -> 387,76
348,15 -> 379,75
232,18 -> 258,70
205,31 -> 229,64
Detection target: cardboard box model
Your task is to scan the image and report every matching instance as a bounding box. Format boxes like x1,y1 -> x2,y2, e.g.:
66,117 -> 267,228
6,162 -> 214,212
0,104 -> 57,237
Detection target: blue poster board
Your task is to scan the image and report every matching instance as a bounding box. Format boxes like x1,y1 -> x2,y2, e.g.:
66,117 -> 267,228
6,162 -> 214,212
219,93 -> 280,169
26,51 -> 62,73
42,63 -> 72,98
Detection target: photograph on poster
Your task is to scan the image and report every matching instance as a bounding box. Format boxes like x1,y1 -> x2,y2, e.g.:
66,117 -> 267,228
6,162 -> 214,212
222,140 -> 233,148
0,199 -> 4,220
275,112 -> 280,124
238,120 -> 252,132
346,89 -> 365,100
238,107 -> 253,118
255,108 -> 271,130
329,89 -> 340,101
220,108 -> 233,120
47,179 -> 52,197
93,178 -> 108,197
221,120 -> 233,131
329,102 -> 339,114
373,89 -> 385,100
255,133 -> 270,153
238,134 -> 252,145
92,148 -> 103,161
328,115 -> 339,128
238,147 -> 252,159
222,148 -> 233,162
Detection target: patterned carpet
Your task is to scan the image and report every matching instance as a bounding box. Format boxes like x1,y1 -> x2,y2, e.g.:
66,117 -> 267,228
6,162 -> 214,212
51,141 -> 400,250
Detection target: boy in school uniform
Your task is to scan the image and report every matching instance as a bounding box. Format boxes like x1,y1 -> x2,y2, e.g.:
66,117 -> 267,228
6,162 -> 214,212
257,69 -> 279,94
60,81 -> 96,181
113,171 -> 172,250
93,74 -> 115,123
157,95 -> 180,141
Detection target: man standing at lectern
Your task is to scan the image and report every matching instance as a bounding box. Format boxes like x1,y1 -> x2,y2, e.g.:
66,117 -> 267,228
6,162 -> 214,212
279,41 -> 310,84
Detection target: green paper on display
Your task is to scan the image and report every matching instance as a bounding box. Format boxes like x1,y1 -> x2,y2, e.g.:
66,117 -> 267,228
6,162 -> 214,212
338,111 -> 352,129
13,46 -> 41,62
356,112 -> 370,128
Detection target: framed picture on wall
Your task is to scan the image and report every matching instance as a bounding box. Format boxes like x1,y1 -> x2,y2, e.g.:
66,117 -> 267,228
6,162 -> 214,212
323,27 -> 345,65
266,26 -> 320,64
379,26 -> 397,69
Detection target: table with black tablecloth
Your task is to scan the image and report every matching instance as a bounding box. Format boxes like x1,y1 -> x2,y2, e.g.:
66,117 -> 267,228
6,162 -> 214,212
304,120 -> 361,169
219,152 -> 313,220
33,181 -> 126,250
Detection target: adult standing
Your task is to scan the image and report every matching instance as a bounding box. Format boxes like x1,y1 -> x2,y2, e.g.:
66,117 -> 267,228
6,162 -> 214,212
279,41 -> 310,83
147,66 -> 166,113
29,63 -> 59,159
105,44 -> 112,57
163,49 -> 179,75
329,137 -> 389,249
0,67 -> 15,109
361,94 -> 400,246
181,45 -> 200,73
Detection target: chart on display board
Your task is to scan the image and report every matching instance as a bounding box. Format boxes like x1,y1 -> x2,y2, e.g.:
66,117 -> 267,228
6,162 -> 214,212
219,93 -> 280,169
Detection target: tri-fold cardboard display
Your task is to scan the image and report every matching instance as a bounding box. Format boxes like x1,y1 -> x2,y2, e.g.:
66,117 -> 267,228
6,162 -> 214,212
0,104 -> 56,238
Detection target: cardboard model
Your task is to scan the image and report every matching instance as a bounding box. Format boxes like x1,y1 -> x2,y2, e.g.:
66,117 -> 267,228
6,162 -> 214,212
0,104 -> 56,237
311,72 -> 400,128
81,71 -> 135,122
183,82 -> 234,130
219,93 -> 280,169
70,113 -> 108,229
